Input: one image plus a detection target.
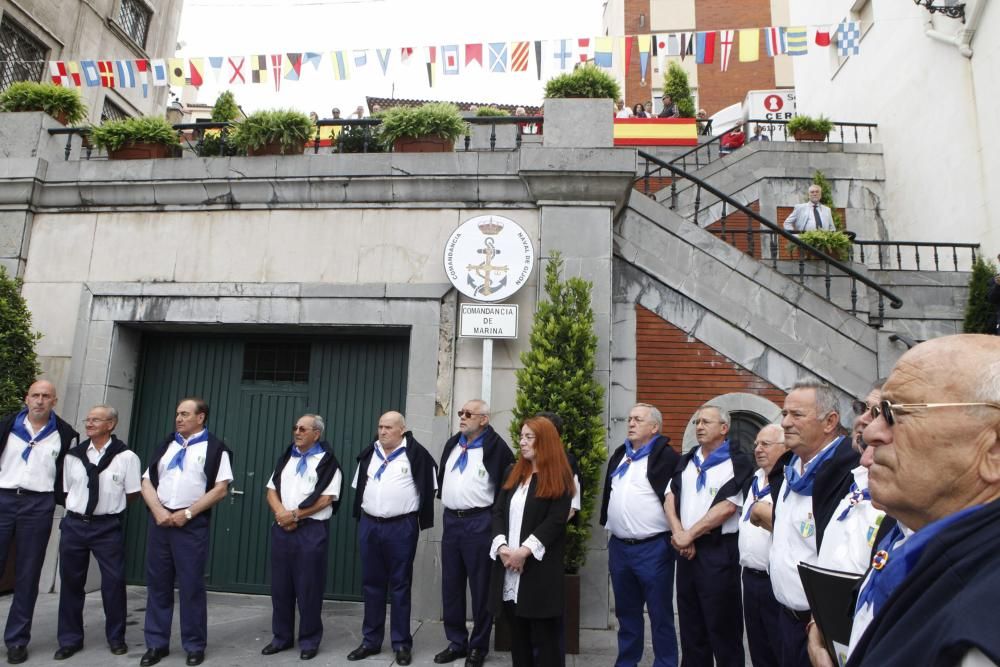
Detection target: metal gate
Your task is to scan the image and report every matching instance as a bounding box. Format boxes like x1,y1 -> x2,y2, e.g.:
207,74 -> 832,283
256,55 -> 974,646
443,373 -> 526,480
122,331 -> 410,600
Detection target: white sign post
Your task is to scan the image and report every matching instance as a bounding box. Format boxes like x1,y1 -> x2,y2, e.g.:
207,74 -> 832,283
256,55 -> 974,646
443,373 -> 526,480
444,216 -> 534,406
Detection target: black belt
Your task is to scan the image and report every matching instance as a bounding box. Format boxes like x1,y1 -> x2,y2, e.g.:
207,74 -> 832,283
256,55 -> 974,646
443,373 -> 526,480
0,487 -> 52,496
613,532 -> 666,546
445,506 -> 491,518
782,605 -> 811,623
66,510 -> 123,523
743,567 -> 769,578
363,511 -> 418,523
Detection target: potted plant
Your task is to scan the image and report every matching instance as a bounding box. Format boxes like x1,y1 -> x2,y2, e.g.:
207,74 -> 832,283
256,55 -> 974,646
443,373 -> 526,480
229,109 -> 313,156
475,106 -> 510,117
787,229 -> 854,261
378,102 -> 468,152
542,64 -> 619,148
0,81 -> 88,125
787,114 -> 833,141
89,116 -> 179,160
199,91 -> 242,157
543,63 -> 621,100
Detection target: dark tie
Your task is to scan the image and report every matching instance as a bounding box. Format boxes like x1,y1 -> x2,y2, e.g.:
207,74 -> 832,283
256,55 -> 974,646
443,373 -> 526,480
812,204 -> 823,230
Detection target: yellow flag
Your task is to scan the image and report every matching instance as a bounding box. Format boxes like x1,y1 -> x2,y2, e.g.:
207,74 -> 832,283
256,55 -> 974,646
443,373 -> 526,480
168,58 -> 186,86
739,29 -> 760,62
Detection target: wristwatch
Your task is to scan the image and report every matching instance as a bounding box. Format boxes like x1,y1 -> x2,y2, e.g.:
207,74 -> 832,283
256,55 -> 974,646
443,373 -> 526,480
184,509 -> 193,521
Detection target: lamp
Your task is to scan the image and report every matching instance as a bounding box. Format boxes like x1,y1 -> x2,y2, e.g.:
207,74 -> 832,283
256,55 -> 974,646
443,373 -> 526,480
913,0 -> 966,21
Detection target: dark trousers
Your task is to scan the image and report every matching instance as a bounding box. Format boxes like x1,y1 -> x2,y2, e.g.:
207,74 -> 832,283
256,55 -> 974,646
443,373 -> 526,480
742,568 -> 781,667
359,513 -> 418,651
503,602 -> 561,667
675,533 -> 744,667
441,509 -> 493,653
608,534 -> 678,667
270,519 -> 329,651
776,607 -> 810,667
57,513 -> 127,648
0,491 -> 55,648
144,513 -> 210,653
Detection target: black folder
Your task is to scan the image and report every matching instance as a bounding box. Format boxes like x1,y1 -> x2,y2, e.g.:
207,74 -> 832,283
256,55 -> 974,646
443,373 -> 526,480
798,562 -> 864,666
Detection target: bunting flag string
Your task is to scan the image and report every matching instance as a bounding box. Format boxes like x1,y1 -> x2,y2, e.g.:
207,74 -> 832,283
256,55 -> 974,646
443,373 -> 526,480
41,23 -> 864,93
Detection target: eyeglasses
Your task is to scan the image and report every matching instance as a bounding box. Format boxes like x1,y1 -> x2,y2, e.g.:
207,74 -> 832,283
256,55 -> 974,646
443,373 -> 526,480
457,410 -> 484,418
851,400 -> 869,416
83,417 -> 112,424
754,439 -> 781,448
870,399 -> 1000,426
292,425 -> 317,433
519,433 -> 536,442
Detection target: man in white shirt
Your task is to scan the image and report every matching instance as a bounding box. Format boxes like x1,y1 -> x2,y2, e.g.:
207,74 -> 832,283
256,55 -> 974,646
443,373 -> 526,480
783,185 -> 835,232
347,411 -> 437,666
0,380 -> 79,665
664,405 -> 751,667
55,404 -> 140,660
739,424 -> 786,667
140,398 -> 233,667
261,414 -> 342,661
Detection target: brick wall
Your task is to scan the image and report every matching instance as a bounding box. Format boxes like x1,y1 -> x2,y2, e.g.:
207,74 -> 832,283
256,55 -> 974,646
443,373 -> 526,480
624,0 -> 653,110
695,0 -> 776,116
635,305 -> 786,448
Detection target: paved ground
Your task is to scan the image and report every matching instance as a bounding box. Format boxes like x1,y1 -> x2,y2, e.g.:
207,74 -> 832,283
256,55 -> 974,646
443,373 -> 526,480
0,587 -> 662,666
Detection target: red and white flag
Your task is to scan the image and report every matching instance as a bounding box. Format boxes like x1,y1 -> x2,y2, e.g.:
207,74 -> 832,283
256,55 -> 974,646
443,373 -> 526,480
465,43 -> 483,69
719,30 -> 735,71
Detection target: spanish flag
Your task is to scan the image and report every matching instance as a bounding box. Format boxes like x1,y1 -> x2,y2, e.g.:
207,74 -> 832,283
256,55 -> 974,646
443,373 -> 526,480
613,118 -> 698,146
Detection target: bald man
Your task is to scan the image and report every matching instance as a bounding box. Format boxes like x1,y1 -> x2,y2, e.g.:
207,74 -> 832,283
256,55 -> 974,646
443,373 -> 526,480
845,335 -> 1000,666
0,380 -> 79,664
348,412 -> 438,666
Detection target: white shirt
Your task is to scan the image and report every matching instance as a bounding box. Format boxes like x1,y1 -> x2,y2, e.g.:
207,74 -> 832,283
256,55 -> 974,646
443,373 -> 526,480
818,466 -> 886,575
605,455 -> 670,540
571,474 -> 581,512
0,417 -> 67,492
266,449 -> 343,522
352,439 -> 424,518
739,469 -> 774,571
63,441 -> 141,515
847,524 -> 914,659
670,446 -> 743,535
142,430 -> 234,508
441,442 -> 494,511
489,482 -> 545,603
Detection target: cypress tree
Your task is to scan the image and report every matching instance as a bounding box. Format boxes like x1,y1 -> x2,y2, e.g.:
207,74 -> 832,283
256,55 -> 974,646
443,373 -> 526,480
963,256 -> 998,334
0,266 -> 41,415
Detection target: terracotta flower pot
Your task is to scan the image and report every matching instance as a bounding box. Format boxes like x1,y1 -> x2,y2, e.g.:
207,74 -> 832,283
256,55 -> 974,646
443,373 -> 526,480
247,140 -> 306,156
793,129 -> 828,142
392,136 -> 454,153
108,142 -> 175,160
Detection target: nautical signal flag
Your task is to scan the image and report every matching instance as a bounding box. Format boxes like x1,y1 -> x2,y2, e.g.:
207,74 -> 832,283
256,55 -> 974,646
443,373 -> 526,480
577,38 -> 593,64
511,41 -> 529,72
696,31 -> 716,65
354,50 -> 368,69
331,51 -> 350,80
836,21 -> 861,56
426,46 -> 436,87
534,41 -> 542,80
151,59 -> 168,86
135,59 -> 150,97
815,27 -> 832,47
80,60 -> 100,87
168,58 -> 185,86
465,43 -> 483,69
284,53 -> 303,81
738,28 -> 759,62
251,55 -> 268,84
376,48 -> 392,75
764,27 -> 787,56
115,60 -> 136,88
442,44 -> 459,75
98,60 -> 115,88
553,39 -> 572,71
188,58 -> 204,87
49,61 -> 80,87
719,30 -> 735,71
786,27 -> 809,55
269,54 -> 282,90
679,32 -> 695,60
594,37 -> 613,68
488,42 -> 507,72
227,57 -> 245,84
637,34 -> 652,84
207,56 -> 224,83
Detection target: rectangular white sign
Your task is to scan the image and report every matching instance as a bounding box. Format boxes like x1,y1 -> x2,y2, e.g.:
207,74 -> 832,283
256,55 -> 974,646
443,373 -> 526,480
460,303 -> 518,339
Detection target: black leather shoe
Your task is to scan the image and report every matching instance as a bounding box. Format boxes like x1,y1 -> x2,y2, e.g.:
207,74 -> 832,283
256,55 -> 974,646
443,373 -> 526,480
395,647 -> 412,665
261,643 -> 289,656
140,648 -> 169,667
110,642 -> 128,655
465,648 -> 487,667
6,647 -> 27,665
300,649 -> 318,661
186,651 -> 205,666
54,645 -> 83,660
434,646 -> 467,664
346,645 -> 380,661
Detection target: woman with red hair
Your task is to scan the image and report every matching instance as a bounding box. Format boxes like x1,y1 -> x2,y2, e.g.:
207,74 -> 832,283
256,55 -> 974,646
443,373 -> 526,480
488,416 -> 574,666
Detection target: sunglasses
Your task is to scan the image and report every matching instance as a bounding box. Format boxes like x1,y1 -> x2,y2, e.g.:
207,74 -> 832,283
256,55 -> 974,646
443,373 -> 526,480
457,410 -> 483,419
292,425 -> 316,433
869,399 -> 1000,426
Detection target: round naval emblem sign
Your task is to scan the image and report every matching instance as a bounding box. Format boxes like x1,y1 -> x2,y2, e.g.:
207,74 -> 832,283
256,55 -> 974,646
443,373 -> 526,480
443,215 -> 534,302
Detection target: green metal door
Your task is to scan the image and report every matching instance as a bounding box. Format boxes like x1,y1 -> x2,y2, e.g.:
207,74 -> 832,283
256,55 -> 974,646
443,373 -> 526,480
124,331 -> 409,600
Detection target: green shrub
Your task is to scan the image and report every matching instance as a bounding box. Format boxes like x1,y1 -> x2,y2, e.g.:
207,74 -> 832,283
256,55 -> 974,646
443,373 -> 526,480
788,229 -> 853,261
787,114 -> 833,135
663,62 -> 695,118
0,81 -> 88,125
210,91 -> 240,123
198,92 -> 242,157
89,116 -> 179,152
335,123 -> 385,153
230,109 -> 313,153
0,266 -> 41,415
544,63 -> 621,100
475,106 -> 510,117
963,256 -> 998,334
377,102 -> 468,147
812,170 -> 844,230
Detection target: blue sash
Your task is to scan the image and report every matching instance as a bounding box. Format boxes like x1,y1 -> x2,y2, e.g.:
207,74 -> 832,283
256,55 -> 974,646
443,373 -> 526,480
783,436 -> 843,499
10,409 -> 57,462
451,432 -> 485,473
374,445 -> 407,480
166,430 -> 209,471
612,439 -> 656,479
291,443 -> 324,476
693,441 -> 730,491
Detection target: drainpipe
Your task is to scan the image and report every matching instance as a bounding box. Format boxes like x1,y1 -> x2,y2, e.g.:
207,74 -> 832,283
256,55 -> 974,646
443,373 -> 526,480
922,0 -> 985,58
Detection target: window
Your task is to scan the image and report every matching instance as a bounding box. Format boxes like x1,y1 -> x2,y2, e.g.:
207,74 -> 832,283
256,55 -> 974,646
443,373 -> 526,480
118,0 -> 152,48
0,15 -> 47,91
727,411 -> 770,459
242,342 -> 311,383
101,98 -> 129,122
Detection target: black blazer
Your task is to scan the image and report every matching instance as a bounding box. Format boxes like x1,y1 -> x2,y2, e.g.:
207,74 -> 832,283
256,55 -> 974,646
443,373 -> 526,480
488,468 -> 572,619
437,424 -> 514,503
0,410 -> 79,504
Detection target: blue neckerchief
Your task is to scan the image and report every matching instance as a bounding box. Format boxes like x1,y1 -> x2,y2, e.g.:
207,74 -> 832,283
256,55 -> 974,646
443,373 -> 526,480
693,441 -> 730,491
451,432 -> 485,473
10,409 -> 58,462
836,481 -> 872,521
783,436 -> 843,499
856,505 -> 982,617
743,475 -> 771,521
374,445 -> 407,480
166,430 -> 209,471
612,438 -> 657,479
291,443 -> 324,476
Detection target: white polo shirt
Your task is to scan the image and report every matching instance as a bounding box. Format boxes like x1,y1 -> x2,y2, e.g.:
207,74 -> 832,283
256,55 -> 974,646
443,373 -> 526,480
143,430 -> 234,509
441,443 -> 493,511
266,450 -> 342,522
605,455 -> 670,540
818,466 -> 886,575
0,418 -> 65,492
669,447 -> 743,535
738,468 -> 773,571
63,442 -> 141,515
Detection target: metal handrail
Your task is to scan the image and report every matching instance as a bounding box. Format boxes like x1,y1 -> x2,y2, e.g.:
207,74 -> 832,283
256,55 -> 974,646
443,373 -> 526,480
635,150 -> 903,323
746,118 -> 878,144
